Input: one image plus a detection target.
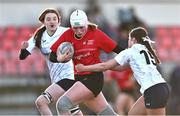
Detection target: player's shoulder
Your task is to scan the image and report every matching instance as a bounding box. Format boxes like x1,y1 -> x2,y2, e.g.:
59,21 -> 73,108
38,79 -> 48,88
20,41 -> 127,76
57,26 -> 72,35
120,48 -> 131,56
57,26 -> 69,32
94,27 -> 102,33
118,48 -> 134,59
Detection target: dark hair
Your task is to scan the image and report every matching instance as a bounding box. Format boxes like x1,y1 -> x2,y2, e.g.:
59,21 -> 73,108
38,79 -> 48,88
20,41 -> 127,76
129,27 -> 160,64
34,8 -> 60,48
39,8 -> 60,23
34,26 -> 46,48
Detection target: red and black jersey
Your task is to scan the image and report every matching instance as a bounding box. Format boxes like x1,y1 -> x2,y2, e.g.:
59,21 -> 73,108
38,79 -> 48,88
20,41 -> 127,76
51,28 -> 117,75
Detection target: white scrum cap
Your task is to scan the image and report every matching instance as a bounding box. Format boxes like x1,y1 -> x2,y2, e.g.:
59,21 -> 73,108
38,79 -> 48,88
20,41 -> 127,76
70,10 -> 88,27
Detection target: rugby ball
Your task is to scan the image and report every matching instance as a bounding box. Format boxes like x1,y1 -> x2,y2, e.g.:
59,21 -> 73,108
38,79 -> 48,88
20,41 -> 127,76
57,42 -> 74,59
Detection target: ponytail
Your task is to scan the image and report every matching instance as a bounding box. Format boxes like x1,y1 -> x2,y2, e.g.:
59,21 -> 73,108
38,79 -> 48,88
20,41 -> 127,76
88,22 -> 98,30
144,42 -> 161,64
130,27 -> 161,64
34,26 -> 46,48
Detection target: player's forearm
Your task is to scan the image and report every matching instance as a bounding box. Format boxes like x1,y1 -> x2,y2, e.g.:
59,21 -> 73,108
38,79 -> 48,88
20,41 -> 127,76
84,63 -> 109,72
19,49 -> 30,60
110,65 -> 129,71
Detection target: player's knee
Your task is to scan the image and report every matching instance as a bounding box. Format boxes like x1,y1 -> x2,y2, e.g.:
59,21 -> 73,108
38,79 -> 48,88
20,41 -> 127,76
35,95 -> 47,108
35,92 -> 53,107
56,96 -> 74,114
98,105 -> 117,115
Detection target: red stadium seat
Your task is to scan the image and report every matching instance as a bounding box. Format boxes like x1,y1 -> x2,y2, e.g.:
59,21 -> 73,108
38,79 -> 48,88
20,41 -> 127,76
174,37 -> 180,49
4,56 -> 18,75
2,38 -> 15,50
30,51 -> 46,75
33,59 -> 46,75
159,36 -> 172,49
18,56 -> 34,75
0,50 -> 5,76
18,26 -> 32,39
0,27 -> 4,40
5,25 -> 18,39
157,47 -> 170,61
18,49 -> 46,75
170,26 -> 180,38
156,26 -> 169,38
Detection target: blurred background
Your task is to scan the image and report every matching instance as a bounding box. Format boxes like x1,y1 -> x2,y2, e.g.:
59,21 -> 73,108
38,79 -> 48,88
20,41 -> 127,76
0,0 -> 180,115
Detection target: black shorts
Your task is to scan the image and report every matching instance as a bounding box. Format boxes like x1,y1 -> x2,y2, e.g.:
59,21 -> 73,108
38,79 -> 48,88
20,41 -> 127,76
75,72 -> 104,97
144,83 -> 170,109
56,79 -> 76,91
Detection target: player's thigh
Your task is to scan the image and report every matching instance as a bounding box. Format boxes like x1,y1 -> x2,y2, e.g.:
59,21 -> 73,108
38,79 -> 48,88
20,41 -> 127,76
84,92 -> 109,113
116,93 -> 134,110
116,93 -> 130,106
45,83 -> 65,102
128,96 -> 146,115
62,81 -> 94,105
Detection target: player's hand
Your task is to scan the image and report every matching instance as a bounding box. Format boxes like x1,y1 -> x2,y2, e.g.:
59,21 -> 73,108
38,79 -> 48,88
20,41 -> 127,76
75,64 -> 85,72
21,41 -> 29,49
57,48 -> 72,62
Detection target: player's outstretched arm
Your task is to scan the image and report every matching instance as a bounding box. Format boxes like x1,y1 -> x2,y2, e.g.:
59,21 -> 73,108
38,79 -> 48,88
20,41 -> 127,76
110,64 -> 129,72
19,41 -> 30,60
76,59 -> 119,72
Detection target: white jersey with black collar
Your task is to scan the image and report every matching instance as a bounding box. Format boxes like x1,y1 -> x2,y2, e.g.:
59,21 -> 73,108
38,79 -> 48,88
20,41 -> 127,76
114,44 -> 165,94
26,26 -> 74,83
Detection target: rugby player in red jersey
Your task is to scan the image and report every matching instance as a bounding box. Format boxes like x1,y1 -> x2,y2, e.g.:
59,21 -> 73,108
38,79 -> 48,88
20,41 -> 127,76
50,9 -> 123,115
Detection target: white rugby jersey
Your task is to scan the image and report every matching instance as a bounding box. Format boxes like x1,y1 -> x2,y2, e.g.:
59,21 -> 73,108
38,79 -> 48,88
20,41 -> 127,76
26,26 -> 74,83
115,44 -> 165,94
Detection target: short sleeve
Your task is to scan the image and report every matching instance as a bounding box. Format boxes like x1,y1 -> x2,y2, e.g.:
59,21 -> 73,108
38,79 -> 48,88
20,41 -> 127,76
96,29 -> 117,53
114,49 -> 130,66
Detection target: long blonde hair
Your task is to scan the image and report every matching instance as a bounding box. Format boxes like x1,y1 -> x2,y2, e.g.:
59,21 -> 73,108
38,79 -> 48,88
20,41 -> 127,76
87,22 -> 98,30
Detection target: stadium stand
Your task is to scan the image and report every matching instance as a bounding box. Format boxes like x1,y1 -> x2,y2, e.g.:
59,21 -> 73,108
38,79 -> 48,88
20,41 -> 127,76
0,25 -> 179,76
0,25 -> 49,115
0,24 -> 179,115
0,25 -> 46,76
155,26 -> 180,61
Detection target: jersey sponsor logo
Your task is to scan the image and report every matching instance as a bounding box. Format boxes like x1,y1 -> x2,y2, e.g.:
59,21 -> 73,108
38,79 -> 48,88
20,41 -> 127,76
74,52 -> 91,60
87,40 -> 94,45
42,40 -> 46,43
83,40 -> 94,45
146,103 -> 151,106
